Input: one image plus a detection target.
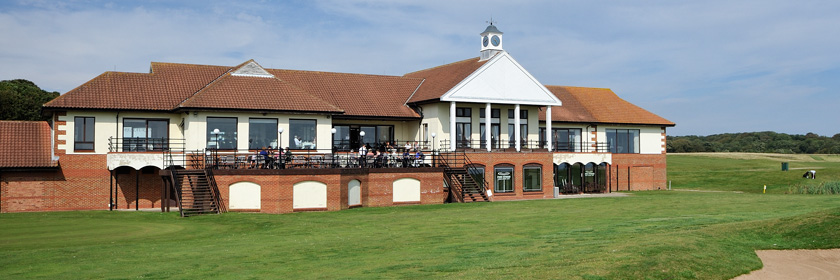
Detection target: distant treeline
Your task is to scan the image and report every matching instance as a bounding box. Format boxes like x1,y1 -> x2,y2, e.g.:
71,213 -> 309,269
667,132 -> 840,154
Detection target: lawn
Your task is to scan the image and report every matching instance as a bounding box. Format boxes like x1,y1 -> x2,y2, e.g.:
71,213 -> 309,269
1,153 -> 839,279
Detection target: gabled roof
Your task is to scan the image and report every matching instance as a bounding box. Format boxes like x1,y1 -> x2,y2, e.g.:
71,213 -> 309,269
179,61 -> 343,113
403,57 -> 488,103
439,52 -> 561,106
0,121 -> 56,168
541,86 -> 675,126
270,69 -> 423,118
44,63 -> 231,111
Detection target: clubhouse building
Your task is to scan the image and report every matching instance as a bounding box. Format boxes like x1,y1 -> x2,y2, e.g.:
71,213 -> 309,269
0,24 -> 674,215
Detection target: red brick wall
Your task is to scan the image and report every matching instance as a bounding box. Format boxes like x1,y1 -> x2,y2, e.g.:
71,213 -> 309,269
212,168 -> 446,214
462,152 -> 555,201
609,154 -> 668,191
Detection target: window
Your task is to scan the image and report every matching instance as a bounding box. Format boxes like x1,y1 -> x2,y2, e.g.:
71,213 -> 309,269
479,108 -> 500,118
456,107 -> 471,148
377,125 -> 392,145
333,125 -> 350,151
607,129 -> 640,153
74,116 -> 95,151
554,163 -> 569,188
290,119 -> 317,149
494,165 -> 514,193
551,128 -> 582,152
507,109 -> 528,147
456,107 -> 471,117
207,117 -> 237,150
249,118 -> 278,150
468,165 -> 486,185
523,164 -> 542,192
123,118 -> 168,151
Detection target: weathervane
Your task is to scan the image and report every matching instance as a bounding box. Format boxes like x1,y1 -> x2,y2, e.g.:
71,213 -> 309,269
486,17 -> 497,26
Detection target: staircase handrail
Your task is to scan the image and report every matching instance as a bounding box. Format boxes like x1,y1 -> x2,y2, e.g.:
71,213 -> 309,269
167,169 -> 187,217
204,169 -> 227,213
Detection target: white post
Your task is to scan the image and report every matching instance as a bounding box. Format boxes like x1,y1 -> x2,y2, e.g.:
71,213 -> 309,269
486,103 -> 492,152
450,101 -> 456,152
546,105 -> 552,152
514,104 -> 521,152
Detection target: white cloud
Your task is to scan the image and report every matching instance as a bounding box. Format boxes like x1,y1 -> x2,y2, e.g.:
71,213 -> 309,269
1,0 -> 838,136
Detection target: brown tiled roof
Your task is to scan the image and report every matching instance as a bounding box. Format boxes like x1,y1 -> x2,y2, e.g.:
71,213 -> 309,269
403,57 -> 488,103
178,72 -> 343,113
44,63 -> 231,111
541,86 -> 674,126
270,69 -> 422,118
0,121 -> 56,168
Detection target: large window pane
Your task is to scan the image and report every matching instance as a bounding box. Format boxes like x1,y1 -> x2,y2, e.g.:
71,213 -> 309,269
554,163 -> 569,188
249,118 -> 278,150
607,129 -> 640,154
74,116 -> 94,151
207,117 -> 237,150
360,126 -> 375,148
523,165 -> 542,192
377,125 -> 392,144
494,166 -> 514,193
124,119 -> 168,151
333,125 -> 349,151
290,119 -> 317,149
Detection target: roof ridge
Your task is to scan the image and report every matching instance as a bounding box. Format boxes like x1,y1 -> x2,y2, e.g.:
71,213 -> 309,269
545,85 -> 612,91
269,68 -> 407,79
403,57 -> 480,76
177,67 -> 236,108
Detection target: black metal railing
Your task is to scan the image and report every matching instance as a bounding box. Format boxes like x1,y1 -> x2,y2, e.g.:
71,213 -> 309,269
108,137 -> 186,153
197,147 -> 439,170
439,139 -> 612,152
331,140 -> 434,153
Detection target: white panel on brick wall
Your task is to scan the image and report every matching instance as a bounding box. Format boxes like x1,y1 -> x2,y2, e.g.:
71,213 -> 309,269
293,181 -> 327,209
348,180 -> 361,206
393,178 -> 421,202
229,182 -> 261,210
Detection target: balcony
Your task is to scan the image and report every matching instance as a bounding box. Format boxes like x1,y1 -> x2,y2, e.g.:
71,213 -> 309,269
106,137 -> 186,170
438,139 -> 611,153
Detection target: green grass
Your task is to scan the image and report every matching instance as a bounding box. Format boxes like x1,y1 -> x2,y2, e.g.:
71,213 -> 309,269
1,153 -> 839,279
667,153 -> 840,193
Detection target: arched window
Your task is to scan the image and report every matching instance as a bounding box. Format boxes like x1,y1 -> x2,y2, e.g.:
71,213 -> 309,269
570,163 -> 583,189
554,163 -> 569,188
584,163 -> 597,192
597,163 -> 608,192
523,164 -> 542,192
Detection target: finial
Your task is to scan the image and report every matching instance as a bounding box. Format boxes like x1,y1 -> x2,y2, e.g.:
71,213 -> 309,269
486,17 -> 496,26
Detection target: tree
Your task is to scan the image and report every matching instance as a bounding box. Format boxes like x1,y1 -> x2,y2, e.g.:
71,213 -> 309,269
0,79 -> 59,121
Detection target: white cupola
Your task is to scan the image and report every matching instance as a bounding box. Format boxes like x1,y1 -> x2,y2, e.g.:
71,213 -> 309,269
479,22 -> 503,61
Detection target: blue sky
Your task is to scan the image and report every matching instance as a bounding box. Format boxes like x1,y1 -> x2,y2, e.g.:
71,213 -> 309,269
1,0 -> 838,136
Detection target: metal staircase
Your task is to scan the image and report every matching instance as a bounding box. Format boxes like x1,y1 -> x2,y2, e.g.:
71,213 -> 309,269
163,169 -> 226,217
438,151 -> 490,203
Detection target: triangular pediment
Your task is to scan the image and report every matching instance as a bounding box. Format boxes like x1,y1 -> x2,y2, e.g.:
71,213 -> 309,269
232,60 -> 274,78
440,52 -> 561,106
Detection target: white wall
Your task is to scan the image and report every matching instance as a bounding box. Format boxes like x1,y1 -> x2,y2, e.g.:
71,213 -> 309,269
348,179 -> 361,206
229,182 -> 261,210
293,181 -> 327,209
392,178 -> 420,202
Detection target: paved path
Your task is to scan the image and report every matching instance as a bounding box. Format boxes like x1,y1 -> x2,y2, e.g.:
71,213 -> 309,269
733,249 -> 840,280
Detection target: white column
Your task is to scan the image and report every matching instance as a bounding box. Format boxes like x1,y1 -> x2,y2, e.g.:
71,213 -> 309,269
546,105 -> 552,152
514,104 -> 521,152
450,101 -> 456,152
485,103 -> 492,152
